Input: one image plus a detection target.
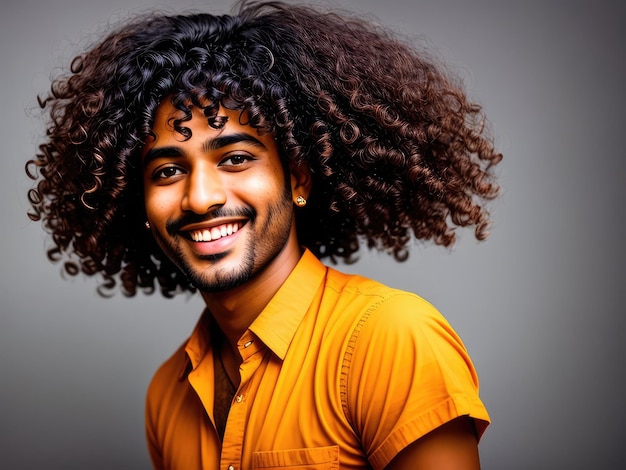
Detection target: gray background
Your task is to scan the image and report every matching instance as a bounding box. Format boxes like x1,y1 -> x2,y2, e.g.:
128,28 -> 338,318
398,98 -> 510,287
2,0 -> 624,468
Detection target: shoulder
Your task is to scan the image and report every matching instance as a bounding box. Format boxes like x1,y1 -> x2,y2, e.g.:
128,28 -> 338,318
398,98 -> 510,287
357,288 -> 463,350
322,266 -> 432,311
339,283 -> 469,373
342,283 -> 477,391
330,275 -> 489,466
319,270 -> 474,383
323,267 -> 451,339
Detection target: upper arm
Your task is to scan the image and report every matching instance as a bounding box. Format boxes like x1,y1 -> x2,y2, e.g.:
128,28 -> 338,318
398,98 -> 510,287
385,417 -> 481,470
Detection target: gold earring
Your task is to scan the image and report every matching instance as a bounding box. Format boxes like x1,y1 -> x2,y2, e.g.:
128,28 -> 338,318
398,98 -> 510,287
295,195 -> 307,207
145,220 -> 151,229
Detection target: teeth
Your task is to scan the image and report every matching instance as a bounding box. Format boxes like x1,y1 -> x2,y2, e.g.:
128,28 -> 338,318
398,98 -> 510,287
189,223 -> 240,242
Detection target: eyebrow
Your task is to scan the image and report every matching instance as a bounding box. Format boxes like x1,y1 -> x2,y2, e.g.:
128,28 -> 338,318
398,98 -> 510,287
203,133 -> 267,153
142,132 -> 268,168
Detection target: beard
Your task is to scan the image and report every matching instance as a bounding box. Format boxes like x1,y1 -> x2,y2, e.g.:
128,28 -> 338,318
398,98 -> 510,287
181,239 -> 256,293
153,189 -> 294,293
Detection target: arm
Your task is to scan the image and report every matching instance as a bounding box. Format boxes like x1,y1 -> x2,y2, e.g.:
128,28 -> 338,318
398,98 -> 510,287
343,293 -> 490,468
385,417 -> 481,470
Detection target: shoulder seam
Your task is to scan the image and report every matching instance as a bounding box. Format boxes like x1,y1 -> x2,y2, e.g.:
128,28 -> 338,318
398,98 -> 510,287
339,292 -> 406,433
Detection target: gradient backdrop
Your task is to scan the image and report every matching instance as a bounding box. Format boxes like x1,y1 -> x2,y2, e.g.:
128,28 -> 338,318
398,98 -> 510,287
2,0 -> 624,468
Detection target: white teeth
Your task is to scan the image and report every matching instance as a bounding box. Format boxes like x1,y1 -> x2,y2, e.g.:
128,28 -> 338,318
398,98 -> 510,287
189,223 -> 240,242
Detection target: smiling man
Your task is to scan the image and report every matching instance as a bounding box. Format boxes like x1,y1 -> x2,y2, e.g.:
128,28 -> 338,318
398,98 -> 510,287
27,1 -> 502,469
141,104 -> 302,297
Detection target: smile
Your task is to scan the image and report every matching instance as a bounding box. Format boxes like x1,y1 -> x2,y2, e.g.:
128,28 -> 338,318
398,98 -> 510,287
188,223 -> 241,242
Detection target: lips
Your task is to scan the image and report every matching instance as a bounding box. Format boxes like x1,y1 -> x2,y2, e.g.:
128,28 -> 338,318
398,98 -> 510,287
187,222 -> 242,242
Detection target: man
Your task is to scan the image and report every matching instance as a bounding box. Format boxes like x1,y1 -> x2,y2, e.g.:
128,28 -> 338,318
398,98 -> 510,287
27,1 -> 502,468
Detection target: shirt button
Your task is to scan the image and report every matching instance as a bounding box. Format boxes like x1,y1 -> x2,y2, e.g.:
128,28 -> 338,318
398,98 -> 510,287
235,394 -> 243,403
227,466 -> 235,470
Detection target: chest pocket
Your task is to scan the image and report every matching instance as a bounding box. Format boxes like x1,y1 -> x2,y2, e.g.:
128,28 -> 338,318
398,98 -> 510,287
252,445 -> 339,469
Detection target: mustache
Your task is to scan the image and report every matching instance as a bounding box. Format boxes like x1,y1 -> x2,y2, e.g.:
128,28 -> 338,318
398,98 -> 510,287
166,206 -> 256,236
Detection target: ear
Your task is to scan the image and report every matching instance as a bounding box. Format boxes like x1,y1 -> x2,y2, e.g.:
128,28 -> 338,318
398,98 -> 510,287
289,162 -> 312,203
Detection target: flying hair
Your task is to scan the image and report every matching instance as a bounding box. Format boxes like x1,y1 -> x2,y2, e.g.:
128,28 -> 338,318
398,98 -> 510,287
26,0 -> 502,297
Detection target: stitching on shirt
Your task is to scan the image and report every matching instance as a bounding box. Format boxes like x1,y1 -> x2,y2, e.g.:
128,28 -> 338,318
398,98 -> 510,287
339,292 -> 403,433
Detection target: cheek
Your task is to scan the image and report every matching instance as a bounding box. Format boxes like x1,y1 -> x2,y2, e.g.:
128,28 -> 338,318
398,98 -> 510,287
245,178 -> 284,203
144,187 -> 178,221
245,164 -> 289,198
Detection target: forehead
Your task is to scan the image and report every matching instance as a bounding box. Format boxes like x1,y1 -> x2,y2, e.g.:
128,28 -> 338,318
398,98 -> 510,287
150,99 -> 235,136
142,99 -> 277,154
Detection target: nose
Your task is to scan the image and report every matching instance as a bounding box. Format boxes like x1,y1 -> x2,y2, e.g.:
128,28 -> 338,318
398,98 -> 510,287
181,165 -> 227,214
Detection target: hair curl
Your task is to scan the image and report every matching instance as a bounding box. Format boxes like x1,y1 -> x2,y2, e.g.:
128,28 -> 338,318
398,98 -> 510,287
26,0 -> 502,297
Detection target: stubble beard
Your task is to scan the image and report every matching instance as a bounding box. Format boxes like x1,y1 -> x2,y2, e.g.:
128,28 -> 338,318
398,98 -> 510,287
154,193 -> 294,293
183,243 -> 256,293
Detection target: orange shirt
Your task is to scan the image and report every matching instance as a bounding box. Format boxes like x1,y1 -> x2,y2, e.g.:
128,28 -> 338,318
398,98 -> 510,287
145,249 -> 489,469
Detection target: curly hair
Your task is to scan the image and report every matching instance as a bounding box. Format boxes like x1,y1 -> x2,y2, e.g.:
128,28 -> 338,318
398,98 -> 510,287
26,0 -> 502,297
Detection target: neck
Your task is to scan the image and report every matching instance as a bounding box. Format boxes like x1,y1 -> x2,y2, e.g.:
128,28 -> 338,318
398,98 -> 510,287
201,241 -> 303,348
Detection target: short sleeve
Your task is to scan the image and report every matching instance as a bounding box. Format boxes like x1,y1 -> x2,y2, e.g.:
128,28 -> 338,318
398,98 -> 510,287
341,292 -> 490,469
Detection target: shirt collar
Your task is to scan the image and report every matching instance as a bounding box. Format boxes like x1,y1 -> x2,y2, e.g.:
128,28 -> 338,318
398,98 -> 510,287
180,309 -> 212,380
248,249 -> 327,360
181,249 -> 327,377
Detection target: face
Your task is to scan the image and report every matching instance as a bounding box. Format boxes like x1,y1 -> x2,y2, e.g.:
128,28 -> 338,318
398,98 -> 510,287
142,100 -> 302,293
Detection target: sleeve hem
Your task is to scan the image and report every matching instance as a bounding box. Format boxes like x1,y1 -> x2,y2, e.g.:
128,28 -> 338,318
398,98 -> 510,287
368,394 -> 490,469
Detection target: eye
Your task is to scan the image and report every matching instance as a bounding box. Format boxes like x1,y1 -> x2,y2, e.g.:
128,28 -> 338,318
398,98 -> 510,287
152,165 -> 185,180
220,153 -> 254,167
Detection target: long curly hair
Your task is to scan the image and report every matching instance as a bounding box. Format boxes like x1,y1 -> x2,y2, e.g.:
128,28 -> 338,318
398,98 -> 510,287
26,0 -> 502,297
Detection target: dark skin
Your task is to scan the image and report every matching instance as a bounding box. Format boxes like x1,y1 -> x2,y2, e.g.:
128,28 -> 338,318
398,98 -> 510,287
386,417 -> 481,470
142,101 -> 482,468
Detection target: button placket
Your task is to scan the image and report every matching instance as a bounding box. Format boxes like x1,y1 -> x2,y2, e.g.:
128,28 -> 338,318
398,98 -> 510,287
220,336 -> 257,470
